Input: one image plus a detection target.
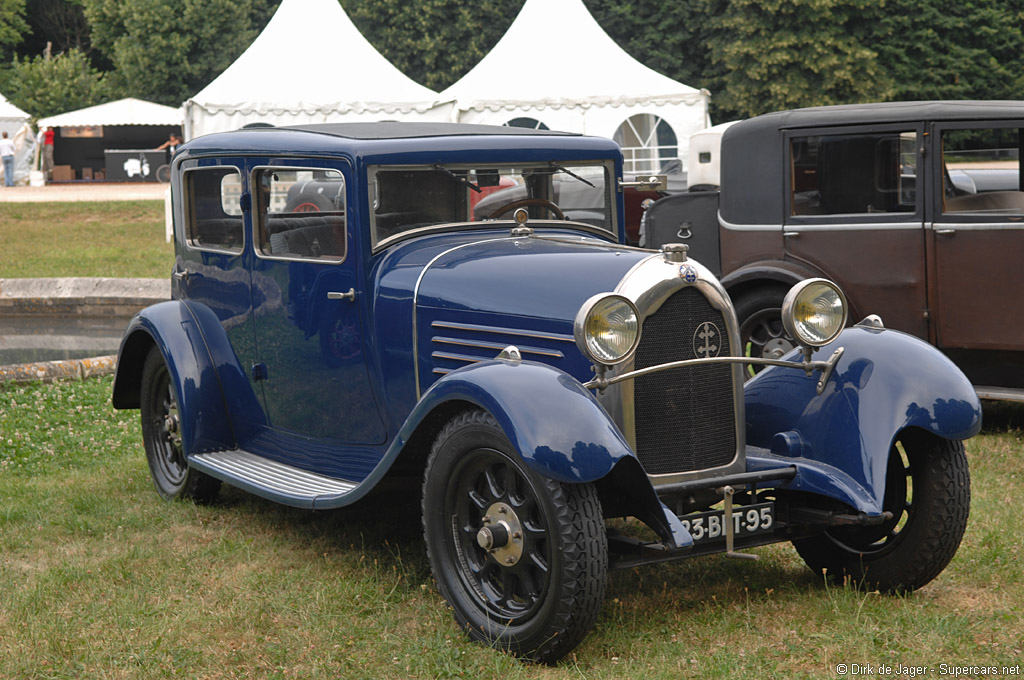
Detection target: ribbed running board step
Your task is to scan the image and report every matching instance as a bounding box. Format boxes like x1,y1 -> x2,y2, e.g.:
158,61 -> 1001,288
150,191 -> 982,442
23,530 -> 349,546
191,450 -> 358,508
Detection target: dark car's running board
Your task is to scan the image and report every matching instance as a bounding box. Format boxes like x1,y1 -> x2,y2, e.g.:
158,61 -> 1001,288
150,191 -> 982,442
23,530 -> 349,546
191,450 -> 357,509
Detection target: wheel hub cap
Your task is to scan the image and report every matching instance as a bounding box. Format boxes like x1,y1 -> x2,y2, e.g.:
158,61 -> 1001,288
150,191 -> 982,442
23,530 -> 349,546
477,502 -> 524,566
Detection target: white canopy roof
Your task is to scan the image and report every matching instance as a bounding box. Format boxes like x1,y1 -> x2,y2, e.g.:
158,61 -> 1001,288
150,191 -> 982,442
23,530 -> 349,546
440,0 -> 709,171
184,0 -> 449,139
1,92 -> 30,137
38,97 -> 181,128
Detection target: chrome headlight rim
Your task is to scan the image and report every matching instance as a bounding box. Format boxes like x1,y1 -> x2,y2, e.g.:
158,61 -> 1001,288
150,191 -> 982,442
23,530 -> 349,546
574,293 -> 641,366
782,278 -> 849,348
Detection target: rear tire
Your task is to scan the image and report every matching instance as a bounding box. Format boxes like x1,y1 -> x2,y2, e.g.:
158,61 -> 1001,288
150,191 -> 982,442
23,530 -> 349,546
792,430 -> 969,592
734,285 -> 796,377
140,346 -> 220,503
422,410 -> 607,663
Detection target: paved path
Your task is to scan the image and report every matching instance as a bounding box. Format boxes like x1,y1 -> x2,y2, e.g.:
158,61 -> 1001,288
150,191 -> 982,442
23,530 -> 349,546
0,182 -> 169,203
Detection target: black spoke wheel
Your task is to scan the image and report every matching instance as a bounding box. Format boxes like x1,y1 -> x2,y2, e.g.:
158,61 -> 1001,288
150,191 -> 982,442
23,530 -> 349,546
793,430 -> 970,592
423,410 -> 607,663
140,346 -> 220,502
734,286 -> 796,378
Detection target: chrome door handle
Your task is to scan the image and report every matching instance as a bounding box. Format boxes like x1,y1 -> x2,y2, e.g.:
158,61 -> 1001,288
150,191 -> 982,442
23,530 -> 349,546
783,231 -> 801,238
173,269 -> 191,282
327,288 -> 356,301
935,229 -> 956,236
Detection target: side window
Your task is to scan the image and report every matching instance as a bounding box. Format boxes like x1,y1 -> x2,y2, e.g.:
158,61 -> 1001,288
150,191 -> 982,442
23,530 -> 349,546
790,131 -> 917,216
184,167 -> 243,252
255,168 -> 346,262
942,127 -> 1023,215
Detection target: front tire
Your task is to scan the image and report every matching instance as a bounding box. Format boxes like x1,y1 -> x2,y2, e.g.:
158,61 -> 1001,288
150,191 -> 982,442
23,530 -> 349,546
792,430 -> 970,592
140,346 -> 220,503
422,410 -> 607,663
734,286 -> 796,377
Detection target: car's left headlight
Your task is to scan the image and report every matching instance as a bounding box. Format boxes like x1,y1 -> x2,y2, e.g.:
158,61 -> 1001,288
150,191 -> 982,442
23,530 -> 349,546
782,279 -> 848,347
574,294 -> 641,366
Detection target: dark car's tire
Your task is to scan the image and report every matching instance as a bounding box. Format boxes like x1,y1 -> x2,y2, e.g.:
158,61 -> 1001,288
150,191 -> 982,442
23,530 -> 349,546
422,410 -> 607,664
734,285 -> 796,377
792,430 -> 970,592
284,193 -> 333,213
140,346 -> 221,503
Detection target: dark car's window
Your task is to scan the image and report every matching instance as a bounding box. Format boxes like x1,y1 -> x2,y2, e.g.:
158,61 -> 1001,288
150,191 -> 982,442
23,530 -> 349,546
255,167 -> 346,262
369,162 -> 614,248
790,132 -> 917,216
942,127 -> 1023,215
183,167 -> 244,252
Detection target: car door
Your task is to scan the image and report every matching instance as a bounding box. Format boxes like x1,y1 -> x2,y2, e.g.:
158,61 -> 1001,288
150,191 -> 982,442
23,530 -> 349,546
247,159 -> 386,445
781,124 -> 930,339
929,121 -> 1024,352
173,159 -> 266,437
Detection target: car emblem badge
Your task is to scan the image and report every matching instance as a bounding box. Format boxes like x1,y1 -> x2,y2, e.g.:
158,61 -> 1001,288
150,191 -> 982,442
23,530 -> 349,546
680,265 -> 698,283
693,322 -> 721,358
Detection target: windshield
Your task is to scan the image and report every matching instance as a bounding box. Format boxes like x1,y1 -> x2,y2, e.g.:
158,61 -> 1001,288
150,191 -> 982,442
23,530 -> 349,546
368,162 -> 616,248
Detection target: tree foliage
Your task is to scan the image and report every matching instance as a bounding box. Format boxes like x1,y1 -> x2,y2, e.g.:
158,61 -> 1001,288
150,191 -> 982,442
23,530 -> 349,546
82,0 -> 278,106
0,0 -> 28,59
343,0 -> 523,91
4,47 -> 107,117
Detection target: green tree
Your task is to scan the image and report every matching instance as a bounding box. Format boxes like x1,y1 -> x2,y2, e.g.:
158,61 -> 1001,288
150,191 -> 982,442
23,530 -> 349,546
584,0 -> 712,95
3,47 -> 108,117
703,0 -> 893,120
83,0 -> 278,106
0,0 -> 28,59
343,0 -> 523,91
873,0 -> 1024,102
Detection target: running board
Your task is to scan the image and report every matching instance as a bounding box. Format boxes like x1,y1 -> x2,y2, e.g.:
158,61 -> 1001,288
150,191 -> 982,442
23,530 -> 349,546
975,385 -> 1024,403
191,450 -> 358,509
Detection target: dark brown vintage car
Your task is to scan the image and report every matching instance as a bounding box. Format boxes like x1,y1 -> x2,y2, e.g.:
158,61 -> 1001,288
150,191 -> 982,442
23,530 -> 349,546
643,101 -> 1024,400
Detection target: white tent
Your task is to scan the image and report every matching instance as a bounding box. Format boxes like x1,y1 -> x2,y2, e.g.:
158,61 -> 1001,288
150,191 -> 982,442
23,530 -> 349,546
1,92 -> 33,186
183,0 -> 449,140
1,91 -> 30,137
439,0 -> 710,173
37,97 -> 182,128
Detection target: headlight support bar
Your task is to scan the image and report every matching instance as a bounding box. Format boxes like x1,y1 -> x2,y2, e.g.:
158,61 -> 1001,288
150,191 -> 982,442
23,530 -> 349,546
583,347 -> 845,395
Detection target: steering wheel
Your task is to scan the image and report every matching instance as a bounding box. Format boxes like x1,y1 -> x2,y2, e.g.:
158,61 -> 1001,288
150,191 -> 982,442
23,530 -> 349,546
485,198 -> 565,221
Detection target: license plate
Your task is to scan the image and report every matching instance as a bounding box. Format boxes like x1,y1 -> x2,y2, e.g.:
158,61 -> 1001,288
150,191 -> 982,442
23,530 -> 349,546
680,502 -> 774,544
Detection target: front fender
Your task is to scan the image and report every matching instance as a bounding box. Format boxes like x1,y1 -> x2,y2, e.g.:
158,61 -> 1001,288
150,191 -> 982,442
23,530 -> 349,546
744,326 -> 981,514
398,359 -> 693,548
112,300 -> 265,455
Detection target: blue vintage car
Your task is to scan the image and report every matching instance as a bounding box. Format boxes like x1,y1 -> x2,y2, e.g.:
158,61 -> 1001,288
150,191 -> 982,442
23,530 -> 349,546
112,122 -> 981,663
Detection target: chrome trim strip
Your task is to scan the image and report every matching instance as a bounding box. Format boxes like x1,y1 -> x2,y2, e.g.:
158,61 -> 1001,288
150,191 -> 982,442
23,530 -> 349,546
929,221 -> 1024,231
413,237 -> 513,399
718,212 -> 778,232
431,351 -> 486,365
784,221 -> 921,231
431,320 -> 575,344
432,336 -> 564,358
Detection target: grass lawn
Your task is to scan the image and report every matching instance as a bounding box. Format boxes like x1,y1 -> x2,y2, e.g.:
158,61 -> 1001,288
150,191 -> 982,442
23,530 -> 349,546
0,377 -> 1021,679
0,201 -> 172,279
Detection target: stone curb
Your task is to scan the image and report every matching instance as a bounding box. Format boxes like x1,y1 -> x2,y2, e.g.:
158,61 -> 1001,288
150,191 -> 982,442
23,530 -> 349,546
0,278 -> 169,316
0,355 -> 117,385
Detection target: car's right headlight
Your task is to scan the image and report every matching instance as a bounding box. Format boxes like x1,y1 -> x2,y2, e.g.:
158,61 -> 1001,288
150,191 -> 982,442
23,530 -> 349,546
782,279 -> 848,347
574,293 -> 641,366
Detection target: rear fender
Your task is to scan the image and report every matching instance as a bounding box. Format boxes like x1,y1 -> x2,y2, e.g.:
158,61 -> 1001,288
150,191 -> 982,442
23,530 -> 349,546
112,300 -> 265,454
399,359 -> 693,548
744,326 -> 981,514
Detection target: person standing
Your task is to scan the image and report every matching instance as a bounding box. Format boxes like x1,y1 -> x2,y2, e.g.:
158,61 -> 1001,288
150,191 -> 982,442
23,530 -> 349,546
41,126 -> 54,181
0,131 -> 15,187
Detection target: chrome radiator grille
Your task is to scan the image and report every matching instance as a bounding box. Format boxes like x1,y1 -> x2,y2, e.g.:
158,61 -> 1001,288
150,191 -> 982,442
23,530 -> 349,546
633,288 -> 737,475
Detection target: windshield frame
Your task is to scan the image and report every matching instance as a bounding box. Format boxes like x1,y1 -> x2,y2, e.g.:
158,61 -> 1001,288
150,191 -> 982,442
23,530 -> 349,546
367,160 -> 618,251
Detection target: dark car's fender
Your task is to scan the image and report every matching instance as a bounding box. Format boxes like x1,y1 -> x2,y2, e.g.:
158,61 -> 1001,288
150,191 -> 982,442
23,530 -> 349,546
744,326 -> 981,514
112,300 -> 265,455
395,359 -> 693,549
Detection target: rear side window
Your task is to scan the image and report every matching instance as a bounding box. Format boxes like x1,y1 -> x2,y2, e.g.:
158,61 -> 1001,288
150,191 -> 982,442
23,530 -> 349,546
790,132 -> 917,216
255,167 -> 347,262
942,127 -> 1023,215
183,167 -> 244,252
